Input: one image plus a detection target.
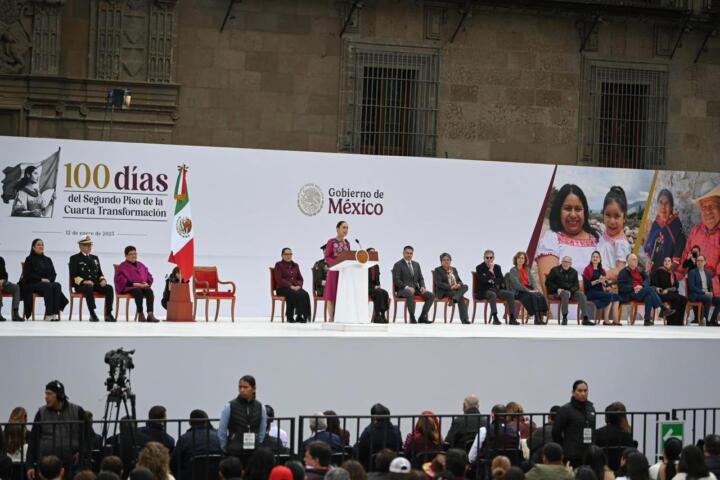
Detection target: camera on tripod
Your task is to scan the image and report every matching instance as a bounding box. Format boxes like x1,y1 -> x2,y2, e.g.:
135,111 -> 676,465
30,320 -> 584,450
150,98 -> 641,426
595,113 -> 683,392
104,348 -> 135,393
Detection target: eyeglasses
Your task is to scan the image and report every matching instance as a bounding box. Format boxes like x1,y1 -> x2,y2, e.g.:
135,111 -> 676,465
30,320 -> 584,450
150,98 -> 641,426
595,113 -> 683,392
282,252 -> 292,256
485,256 -> 494,259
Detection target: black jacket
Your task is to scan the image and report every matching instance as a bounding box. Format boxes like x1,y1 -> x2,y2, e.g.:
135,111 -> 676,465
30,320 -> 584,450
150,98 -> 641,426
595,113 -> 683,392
617,267 -> 648,303
444,408 -> 487,449
68,252 -> 106,287
552,398 -> 596,462
355,421 -> 403,470
368,265 -> 382,292
171,426 -> 222,480
545,265 -> 580,295
138,423 -> 176,452
23,253 -> 57,285
475,263 -> 506,298
0,256 -> 8,282
594,424 -> 636,471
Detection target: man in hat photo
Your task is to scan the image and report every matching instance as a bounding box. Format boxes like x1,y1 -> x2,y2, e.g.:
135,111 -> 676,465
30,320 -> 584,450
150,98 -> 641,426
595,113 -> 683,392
69,236 -> 115,322
26,380 -> 89,480
681,184 -> 720,293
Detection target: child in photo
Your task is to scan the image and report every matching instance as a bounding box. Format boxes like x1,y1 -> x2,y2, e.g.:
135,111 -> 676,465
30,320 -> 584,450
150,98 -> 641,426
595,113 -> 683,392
597,186 -> 631,281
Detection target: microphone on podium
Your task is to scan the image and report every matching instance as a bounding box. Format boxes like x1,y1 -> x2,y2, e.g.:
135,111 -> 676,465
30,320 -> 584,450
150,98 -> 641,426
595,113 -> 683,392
355,238 -> 364,250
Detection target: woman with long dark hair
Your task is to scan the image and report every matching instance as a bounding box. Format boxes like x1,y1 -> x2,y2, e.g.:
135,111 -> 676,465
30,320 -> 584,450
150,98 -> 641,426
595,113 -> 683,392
650,257 -> 687,326
649,437 -> 682,480
581,445 -> 615,480
583,251 -> 620,325
21,239 -> 68,320
12,165 -> 55,217
536,184 -> 599,289
675,445 -> 716,480
4,407 -> 28,462
323,220 -> 351,322
643,189 -> 686,272
624,452 -> 650,480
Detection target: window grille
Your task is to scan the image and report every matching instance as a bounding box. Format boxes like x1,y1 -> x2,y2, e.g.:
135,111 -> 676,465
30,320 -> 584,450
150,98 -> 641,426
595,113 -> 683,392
580,64 -> 668,169
342,45 -> 439,157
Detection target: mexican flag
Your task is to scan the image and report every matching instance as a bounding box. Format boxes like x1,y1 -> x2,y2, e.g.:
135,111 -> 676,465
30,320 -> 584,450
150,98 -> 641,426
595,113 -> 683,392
168,165 -> 194,280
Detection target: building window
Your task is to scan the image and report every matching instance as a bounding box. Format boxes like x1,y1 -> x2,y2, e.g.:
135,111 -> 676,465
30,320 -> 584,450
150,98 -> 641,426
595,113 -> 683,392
580,63 -> 668,169
343,44 -> 439,157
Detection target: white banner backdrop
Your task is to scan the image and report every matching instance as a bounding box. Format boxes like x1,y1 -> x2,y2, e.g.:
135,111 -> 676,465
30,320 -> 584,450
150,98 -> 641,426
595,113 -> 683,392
0,136 -> 554,318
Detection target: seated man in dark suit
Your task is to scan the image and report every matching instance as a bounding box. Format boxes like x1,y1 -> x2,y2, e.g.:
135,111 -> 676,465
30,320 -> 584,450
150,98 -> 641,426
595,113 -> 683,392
367,248 -> 389,324
617,254 -> 673,326
433,253 -> 470,324
171,409 -> 222,480
688,255 -> 720,326
545,256 -> 591,326
445,394 -> 487,450
476,250 -> 516,325
69,235 -> 115,322
392,246 -> 435,324
138,406 -> 175,453
302,413 -> 344,453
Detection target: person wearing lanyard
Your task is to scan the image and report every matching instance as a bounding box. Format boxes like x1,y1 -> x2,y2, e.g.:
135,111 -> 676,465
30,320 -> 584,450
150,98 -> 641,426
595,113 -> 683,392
552,380 -> 596,468
218,375 -> 267,459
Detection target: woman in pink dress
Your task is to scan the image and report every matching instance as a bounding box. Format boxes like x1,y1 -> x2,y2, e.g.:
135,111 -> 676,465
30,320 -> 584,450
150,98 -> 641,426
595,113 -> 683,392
324,220 -> 351,322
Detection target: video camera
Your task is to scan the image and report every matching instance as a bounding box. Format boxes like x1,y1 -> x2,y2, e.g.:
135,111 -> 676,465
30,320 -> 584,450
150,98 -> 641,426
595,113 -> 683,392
104,348 -> 135,393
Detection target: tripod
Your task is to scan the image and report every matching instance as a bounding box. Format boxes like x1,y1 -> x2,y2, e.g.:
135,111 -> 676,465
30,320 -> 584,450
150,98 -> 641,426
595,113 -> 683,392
101,387 -> 137,445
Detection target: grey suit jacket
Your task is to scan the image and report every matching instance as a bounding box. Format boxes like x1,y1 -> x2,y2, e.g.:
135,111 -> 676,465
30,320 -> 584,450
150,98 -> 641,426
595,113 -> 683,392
506,266 -> 538,293
433,266 -> 464,297
392,259 -> 425,292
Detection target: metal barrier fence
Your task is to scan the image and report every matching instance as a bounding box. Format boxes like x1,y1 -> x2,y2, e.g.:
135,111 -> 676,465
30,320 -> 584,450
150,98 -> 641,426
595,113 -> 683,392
672,408 -> 720,445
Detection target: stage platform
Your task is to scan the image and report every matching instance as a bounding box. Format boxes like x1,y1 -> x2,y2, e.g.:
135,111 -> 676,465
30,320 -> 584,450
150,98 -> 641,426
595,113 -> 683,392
2,319 -> 718,447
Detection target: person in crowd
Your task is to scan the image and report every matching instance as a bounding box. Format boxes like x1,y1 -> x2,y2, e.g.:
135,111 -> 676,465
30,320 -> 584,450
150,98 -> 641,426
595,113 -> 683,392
36,455 -> 64,480
161,267 -> 186,311
403,411 -> 442,460
614,447 -> 639,480
355,404 -> 402,471
218,374 -> 266,457
583,251 -> 621,325
21,239 -> 68,321
5,406 -> 28,463
342,460 -> 368,480
445,395 -> 487,450
170,409 -> 221,480
138,406 -> 175,453
304,441 -> 332,480
136,442 -> 174,480
0,255 -> 23,321
323,221 -> 352,322
682,246 -> 702,275
265,405 -> 289,448
704,435 -> 720,479
650,257 -> 687,326
582,445 -> 615,480
367,248 -> 390,324
491,456 -> 512,480
369,449 -> 397,480
441,449 -> 467,479
284,460 -> 305,480
392,246 -> 435,324
106,417 -> 151,476
269,465 -> 294,480
594,402 -> 636,472
552,380 -> 596,468
114,246 -> 158,322
262,416 -> 289,454
244,448 -> 275,480
218,456 -> 243,480
545,256 -> 591,325
274,247 -> 311,323
328,468 -> 352,480
303,413 -> 344,453
468,404 -> 520,464
69,236 -> 115,322
82,411 -> 102,450
620,452 -> 649,480
388,457 -> 411,479
536,184 -> 600,291
506,402 -> 536,440
476,250 -> 517,325
618,254 -> 673,326
687,255 -> 720,326
675,445 -> 717,480
325,410 -> 351,446
597,187 -> 631,281
72,470 -> 97,480
12,165 -> 55,217
525,443 -> 573,480
27,381 -> 89,480
679,185 -> 720,293
649,438 -> 681,480
507,251 -> 549,325
576,466 -> 600,480
433,253 -> 470,324
529,406 -> 560,465
99,456 -> 124,479
505,467 -> 526,480
644,189 -> 686,272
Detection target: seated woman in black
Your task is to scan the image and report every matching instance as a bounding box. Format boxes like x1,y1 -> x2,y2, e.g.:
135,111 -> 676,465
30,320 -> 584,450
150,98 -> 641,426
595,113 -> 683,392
21,238 -> 68,320
650,257 -> 687,326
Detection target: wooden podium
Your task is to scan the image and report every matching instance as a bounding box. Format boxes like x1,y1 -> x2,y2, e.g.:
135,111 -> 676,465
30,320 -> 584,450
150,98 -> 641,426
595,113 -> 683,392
328,250 -> 379,324
166,282 -> 194,322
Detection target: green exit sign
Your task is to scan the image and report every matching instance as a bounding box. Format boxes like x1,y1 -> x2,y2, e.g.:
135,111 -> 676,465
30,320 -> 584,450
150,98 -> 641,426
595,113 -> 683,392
660,420 -> 685,452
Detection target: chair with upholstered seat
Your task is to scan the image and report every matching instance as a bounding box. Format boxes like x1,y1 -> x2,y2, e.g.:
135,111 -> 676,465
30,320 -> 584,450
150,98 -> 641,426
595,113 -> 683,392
192,266 -> 236,322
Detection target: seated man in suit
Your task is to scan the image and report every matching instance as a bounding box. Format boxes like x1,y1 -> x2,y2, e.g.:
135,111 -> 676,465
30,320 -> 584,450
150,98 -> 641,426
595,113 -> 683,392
618,254 -> 673,326
433,253 -> 470,324
0,255 -> 22,321
367,248 -> 389,324
545,256 -> 591,326
392,246 -> 435,324
688,255 -> 720,326
302,413 -> 344,453
476,250 -> 516,325
69,235 -> 115,322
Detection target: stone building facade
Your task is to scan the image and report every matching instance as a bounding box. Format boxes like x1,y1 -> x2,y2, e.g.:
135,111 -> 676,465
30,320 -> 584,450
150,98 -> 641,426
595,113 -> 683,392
0,0 -> 718,171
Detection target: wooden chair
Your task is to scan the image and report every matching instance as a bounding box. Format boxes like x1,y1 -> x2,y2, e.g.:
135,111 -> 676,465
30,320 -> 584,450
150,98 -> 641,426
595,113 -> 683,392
20,262 -> 62,321
192,266 -> 236,322
269,267 -> 286,322
470,272 -> 490,324
369,293 -> 391,320
684,279 -> 705,326
311,267 -> 327,322
67,264 -> 105,321
542,283 -> 580,325
431,273 -> 457,323
392,287 -> 434,323
619,300 -> 644,325
113,264 -> 139,321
